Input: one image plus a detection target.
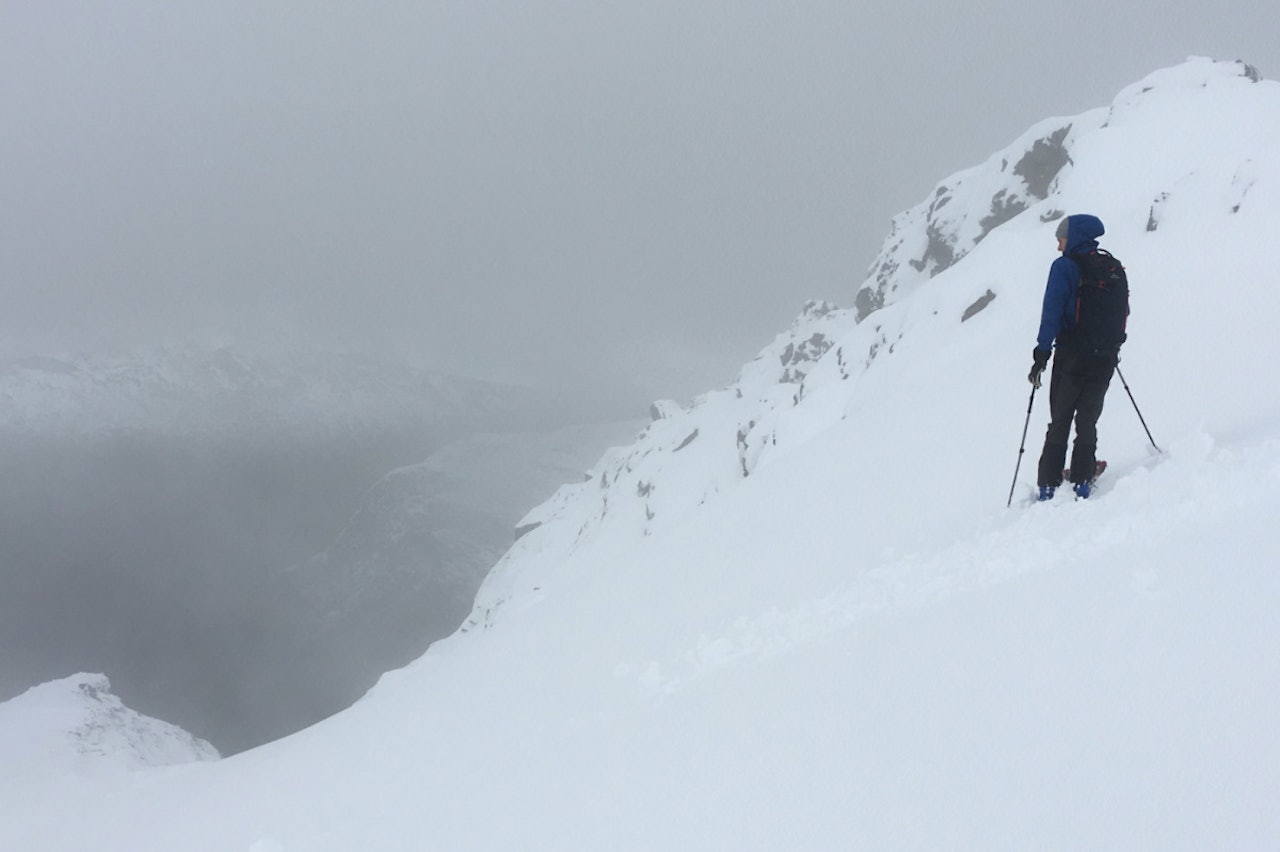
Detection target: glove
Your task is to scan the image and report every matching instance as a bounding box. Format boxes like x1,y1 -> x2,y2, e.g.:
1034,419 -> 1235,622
1028,348 -> 1050,388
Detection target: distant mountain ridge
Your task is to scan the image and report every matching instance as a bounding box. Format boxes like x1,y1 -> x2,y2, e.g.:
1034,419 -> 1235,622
0,346 -> 555,440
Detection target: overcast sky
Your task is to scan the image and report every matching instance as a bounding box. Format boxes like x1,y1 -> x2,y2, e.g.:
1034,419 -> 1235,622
3,1 -> 1277,414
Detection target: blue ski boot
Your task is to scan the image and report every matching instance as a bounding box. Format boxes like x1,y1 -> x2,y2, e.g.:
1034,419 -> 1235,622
1037,485 -> 1056,502
1073,480 -> 1092,499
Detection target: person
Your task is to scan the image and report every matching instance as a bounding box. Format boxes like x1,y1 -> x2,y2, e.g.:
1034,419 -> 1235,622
1028,214 -> 1122,500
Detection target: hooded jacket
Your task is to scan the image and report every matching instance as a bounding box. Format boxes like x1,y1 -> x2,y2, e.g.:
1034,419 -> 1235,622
1036,213 -> 1106,351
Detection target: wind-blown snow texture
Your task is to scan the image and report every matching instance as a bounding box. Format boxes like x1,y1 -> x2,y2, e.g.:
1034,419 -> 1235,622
4,58 -> 1278,850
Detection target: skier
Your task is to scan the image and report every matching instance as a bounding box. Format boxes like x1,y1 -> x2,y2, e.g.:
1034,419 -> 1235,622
1028,214 -> 1127,500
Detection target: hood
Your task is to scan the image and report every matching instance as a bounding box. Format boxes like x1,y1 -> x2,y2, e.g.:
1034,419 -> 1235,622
1063,214 -> 1105,254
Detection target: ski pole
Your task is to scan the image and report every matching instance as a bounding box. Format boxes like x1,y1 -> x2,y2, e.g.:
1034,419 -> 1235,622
1006,384 -> 1037,507
1115,365 -> 1161,453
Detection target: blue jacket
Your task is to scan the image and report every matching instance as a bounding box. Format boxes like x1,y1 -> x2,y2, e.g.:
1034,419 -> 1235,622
1036,214 -> 1106,351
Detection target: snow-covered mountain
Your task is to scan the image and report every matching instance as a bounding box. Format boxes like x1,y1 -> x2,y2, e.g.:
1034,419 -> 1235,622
3,58 -> 1279,850
0,674 -> 217,788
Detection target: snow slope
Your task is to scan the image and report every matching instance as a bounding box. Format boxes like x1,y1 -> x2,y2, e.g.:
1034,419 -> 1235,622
3,58 -> 1278,850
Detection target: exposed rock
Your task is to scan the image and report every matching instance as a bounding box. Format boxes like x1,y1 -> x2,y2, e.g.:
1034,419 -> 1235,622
1012,125 -> 1072,198
855,121 -> 1081,323
1147,192 -> 1170,231
780,334 -> 833,384
649,400 -> 682,421
514,521 -> 542,542
674,430 -> 700,451
961,290 -> 997,323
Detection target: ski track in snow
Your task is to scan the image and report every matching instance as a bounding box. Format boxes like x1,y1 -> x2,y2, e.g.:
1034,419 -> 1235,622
632,432 -> 1280,696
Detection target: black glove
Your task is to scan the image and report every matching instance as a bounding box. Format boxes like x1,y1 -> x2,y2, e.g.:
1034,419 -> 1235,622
1028,348 -> 1050,388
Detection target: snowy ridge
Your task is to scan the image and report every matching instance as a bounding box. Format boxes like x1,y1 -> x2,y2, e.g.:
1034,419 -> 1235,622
854,57 -> 1265,319
852,113 -> 1094,320
0,674 -> 218,785
467,56 -> 1278,631
465,299 -> 852,627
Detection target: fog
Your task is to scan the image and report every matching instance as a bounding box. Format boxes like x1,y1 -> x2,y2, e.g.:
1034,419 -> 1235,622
5,1 -> 1277,406
0,434 -> 378,750
0,396 -> 615,753
2,3 -> 1278,752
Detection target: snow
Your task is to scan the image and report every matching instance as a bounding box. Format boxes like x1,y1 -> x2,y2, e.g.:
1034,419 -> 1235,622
3,57 -> 1279,850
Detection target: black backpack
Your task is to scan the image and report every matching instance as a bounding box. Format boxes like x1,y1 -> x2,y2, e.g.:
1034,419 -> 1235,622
1069,249 -> 1129,356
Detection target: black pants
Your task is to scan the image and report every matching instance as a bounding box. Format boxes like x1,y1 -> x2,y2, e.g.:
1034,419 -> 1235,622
1037,344 -> 1116,487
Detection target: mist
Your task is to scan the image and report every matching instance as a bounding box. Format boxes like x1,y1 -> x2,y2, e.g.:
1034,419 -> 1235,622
5,1 -> 1277,405
2,2 -> 1278,752
0,372 -> 626,753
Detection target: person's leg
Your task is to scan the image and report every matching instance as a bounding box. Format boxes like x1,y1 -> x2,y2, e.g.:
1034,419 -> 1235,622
1037,352 -> 1083,487
1068,358 -> 1116,483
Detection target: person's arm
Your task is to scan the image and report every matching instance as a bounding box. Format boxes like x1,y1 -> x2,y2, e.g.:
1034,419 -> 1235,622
1035,257 -> 1074,351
